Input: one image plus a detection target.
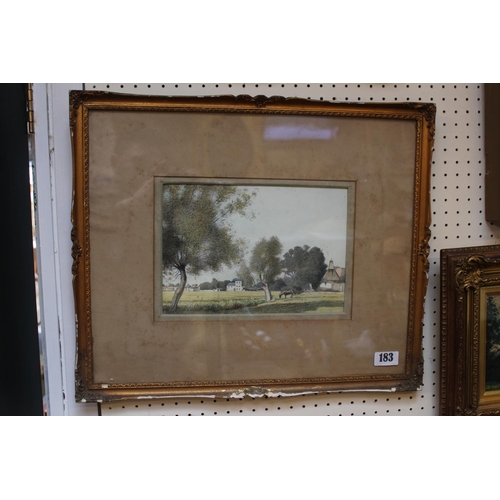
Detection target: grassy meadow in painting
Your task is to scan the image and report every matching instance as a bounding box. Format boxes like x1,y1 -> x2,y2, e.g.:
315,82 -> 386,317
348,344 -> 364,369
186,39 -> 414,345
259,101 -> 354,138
162,290 -> 345,315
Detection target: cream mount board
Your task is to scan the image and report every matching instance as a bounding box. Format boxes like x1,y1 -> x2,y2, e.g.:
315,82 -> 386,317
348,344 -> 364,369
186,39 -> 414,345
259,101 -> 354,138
41,82 -> 497,415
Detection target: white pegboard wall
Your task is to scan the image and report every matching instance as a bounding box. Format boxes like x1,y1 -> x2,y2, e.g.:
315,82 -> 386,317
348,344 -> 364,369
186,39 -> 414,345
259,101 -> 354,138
83,83 -> 499,416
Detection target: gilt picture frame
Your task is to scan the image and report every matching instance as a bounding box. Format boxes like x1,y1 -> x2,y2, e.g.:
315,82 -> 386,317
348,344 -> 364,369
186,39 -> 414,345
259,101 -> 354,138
441,245 -> 500,415
70,91 -> 434,402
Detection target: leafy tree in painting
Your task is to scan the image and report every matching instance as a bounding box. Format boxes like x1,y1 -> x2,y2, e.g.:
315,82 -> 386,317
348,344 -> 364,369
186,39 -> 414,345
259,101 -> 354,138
199,281 -> 213,291
486,295 -> 500,383
281,245 -> 328,290
237,261 -> 255,289
162,184 -> 254,311
270,277 -> 288,292
249,236 -> 283,302
220,280 -> 231,291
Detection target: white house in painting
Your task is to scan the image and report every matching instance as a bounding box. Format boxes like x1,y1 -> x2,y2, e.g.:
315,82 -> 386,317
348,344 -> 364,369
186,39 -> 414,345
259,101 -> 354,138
226,278 -> 243,291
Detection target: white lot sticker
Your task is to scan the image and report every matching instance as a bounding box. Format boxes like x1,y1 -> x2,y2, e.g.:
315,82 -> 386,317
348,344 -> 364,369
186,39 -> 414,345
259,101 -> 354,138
374,351 -> 399,366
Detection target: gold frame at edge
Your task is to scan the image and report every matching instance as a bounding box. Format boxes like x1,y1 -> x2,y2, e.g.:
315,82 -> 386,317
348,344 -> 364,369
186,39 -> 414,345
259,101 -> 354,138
441,245 -> 500,415
70,92 -> 435,403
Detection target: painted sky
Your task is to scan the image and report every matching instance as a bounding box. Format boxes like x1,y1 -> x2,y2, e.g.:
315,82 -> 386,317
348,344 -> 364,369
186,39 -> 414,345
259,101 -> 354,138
178,184 -> 349,285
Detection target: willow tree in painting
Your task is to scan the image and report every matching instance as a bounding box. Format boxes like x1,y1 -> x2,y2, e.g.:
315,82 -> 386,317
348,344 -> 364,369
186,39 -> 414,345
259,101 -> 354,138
162,184 -> 255,311
249,236 -> 283,302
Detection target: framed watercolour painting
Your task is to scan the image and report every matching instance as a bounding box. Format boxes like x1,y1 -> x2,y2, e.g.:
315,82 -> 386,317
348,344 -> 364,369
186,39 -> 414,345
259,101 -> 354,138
70,92 -> 434,402
154,178 -> 355,320
441,245 -> 500,415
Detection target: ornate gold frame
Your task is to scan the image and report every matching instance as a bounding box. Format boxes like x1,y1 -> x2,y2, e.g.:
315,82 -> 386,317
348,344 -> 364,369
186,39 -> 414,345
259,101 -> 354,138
441,245 -> 500,415
70,91 -> 434,402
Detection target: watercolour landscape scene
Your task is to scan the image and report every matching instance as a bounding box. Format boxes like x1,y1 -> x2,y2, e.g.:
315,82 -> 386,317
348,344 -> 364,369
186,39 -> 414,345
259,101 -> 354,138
158,180 -> 353,317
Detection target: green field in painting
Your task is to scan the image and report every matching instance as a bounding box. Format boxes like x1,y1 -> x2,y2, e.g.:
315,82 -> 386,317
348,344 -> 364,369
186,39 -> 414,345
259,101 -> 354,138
162,290 -> 344,315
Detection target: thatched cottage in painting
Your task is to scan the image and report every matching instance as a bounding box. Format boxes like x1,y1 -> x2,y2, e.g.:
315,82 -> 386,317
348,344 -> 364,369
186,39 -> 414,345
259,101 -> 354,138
319,260 -> 345,292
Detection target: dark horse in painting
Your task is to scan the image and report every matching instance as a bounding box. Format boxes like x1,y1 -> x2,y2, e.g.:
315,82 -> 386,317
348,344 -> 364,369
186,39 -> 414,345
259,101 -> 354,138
279,290 -> 294,299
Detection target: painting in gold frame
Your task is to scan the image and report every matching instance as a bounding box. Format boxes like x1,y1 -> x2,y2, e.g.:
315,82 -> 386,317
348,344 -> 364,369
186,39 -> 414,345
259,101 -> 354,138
441,245 -> 500,415
70,91 -> 434,402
